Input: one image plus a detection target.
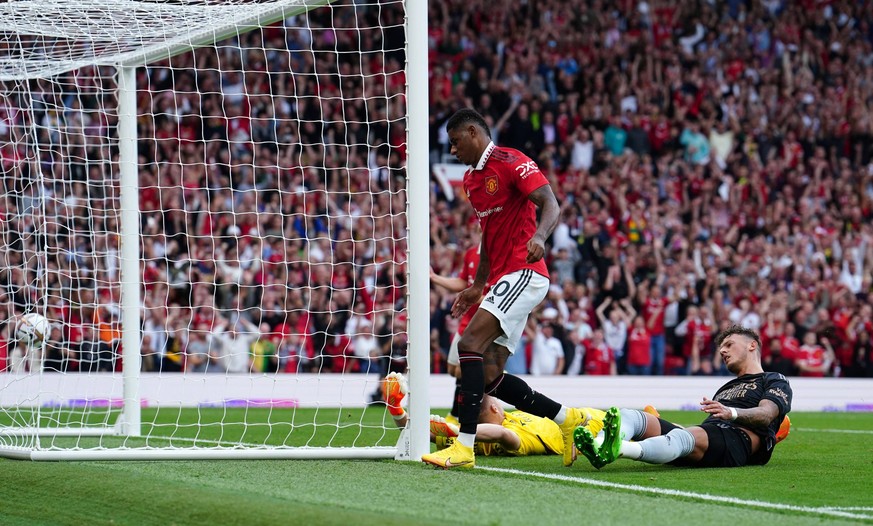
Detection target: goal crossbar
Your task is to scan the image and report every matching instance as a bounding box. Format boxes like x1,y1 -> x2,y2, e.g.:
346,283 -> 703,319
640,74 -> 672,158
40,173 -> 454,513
0,0 -> 332,81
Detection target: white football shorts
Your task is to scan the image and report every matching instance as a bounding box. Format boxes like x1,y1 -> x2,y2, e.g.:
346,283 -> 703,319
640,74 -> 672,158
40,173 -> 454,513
447,332 -> 461,366
478,269 -> 549,355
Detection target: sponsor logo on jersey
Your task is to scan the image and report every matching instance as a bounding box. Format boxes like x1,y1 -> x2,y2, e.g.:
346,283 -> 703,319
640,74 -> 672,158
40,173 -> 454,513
767,387 -> 790,405
476,206 -> 503,218
515,160 -> 539,179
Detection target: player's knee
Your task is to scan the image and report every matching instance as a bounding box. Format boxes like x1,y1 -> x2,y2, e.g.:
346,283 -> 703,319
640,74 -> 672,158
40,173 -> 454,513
666,428 -> 696,457
456,336 -> 483,356
483,367 -> 502,386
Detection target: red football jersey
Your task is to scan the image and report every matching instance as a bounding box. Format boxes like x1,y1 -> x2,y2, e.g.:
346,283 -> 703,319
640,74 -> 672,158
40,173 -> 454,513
457,245 -> 486,335
779,335 -> 800,361
797,344 -> 827,377
626,327 -> 652,367
584,341 -> 614,375
463,143 -> 551,283
643,297 -> 667,336
682,318 -> 714,357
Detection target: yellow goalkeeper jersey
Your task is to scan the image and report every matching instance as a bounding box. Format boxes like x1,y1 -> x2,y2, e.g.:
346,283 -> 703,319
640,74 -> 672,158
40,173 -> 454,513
475,410 -> 562,457
474,408 -> 606,457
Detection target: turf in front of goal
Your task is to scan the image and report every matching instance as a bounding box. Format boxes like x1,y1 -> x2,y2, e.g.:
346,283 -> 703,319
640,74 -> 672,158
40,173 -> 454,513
1,410 -> 872,526
0,405 -> 402,450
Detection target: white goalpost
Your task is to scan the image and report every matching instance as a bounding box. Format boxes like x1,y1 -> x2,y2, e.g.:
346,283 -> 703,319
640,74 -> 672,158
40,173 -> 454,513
0,0 -> 429,460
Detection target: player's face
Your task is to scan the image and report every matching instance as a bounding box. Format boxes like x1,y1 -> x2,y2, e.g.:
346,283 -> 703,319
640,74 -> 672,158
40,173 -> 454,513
448,125 -> 480,166
717,335 -> 753,374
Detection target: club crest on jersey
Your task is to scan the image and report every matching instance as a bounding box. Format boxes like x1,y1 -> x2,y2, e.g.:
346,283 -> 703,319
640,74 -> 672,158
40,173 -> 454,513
485,176 -> 498,195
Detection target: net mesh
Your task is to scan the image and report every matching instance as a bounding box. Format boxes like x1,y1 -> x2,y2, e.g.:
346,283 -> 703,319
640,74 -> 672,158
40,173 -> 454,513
0,0 -> 409,455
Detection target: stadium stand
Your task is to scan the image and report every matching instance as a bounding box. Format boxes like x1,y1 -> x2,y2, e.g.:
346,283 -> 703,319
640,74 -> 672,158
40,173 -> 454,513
1,0 -> 872,378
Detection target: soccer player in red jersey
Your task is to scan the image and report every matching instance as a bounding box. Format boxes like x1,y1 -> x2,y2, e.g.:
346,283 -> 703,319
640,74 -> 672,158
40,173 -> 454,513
430,230 -> 486,425
422,108 -> 591,470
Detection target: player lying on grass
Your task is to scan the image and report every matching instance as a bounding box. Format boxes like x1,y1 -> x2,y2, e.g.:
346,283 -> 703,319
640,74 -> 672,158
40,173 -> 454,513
382,372 -> 605,458
574,325 -> 793,469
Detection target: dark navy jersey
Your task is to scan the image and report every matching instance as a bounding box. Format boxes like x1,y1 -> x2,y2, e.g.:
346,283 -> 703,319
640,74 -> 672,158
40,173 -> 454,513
705,372 -> 793,465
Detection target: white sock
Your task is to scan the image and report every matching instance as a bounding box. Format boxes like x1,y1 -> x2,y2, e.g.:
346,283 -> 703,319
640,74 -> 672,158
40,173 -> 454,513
620,441 -> 643,460
458,432 -> 475,449
553,407 -> 568,425
619,408 -> 648,441
635,429 -> 696,464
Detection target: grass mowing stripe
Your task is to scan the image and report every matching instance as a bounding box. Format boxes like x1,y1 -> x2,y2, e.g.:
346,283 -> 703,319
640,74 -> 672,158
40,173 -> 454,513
0,460 -> 442,526
795,428 -> 873,435
479,466 -> 873,522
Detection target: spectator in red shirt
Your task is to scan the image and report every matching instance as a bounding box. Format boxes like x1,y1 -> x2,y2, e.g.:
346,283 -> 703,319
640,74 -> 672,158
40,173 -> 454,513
795,333 -> 835,378
626,315 -> 652,376
584,329 -> 616,376
675,305 -> 715,375
779,322 -> 802,363
643,283 -> 668,375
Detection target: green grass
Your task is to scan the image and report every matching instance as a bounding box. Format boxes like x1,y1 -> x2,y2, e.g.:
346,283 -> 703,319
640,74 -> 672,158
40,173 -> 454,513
1,410 -> 871,525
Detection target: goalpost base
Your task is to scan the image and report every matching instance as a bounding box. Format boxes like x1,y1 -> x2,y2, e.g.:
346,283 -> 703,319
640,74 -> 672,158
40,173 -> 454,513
0,447 -> 399,462
0,427 -> 117,438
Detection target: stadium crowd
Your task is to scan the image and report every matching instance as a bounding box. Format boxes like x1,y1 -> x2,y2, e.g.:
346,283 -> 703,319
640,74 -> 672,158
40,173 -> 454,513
0,0 -> 872,378
427,0 -> 873,379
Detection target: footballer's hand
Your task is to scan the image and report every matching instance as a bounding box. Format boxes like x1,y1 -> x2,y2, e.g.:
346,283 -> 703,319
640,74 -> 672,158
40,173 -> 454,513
383,372 -> 408,417
451,286 -> 483,318
429,415 -> 459,438
699,397 -> 732,420
526,237 -> 545,263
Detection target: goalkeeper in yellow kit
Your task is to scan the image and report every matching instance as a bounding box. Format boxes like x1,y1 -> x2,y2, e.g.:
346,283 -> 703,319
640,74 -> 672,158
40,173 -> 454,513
383,372 -> 605,458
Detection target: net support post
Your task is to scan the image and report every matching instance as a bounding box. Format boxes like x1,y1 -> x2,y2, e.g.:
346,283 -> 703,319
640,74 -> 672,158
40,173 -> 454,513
401,0 -> 431,461
116,64 -> 142,437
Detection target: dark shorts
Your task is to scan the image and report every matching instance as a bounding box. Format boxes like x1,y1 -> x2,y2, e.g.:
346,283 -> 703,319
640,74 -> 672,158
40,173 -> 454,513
670,421 -> 753,468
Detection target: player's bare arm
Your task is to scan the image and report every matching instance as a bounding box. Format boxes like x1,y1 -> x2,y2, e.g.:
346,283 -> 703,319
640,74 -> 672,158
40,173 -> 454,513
451,236 -> 490,318
526,184 -> 560,264
430,269 -> 468,293
700,397 -> 780,428
475,423 -> 522,451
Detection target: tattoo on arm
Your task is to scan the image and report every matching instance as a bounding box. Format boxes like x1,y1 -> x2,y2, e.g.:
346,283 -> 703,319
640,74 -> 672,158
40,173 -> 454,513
738,399 -> 780,428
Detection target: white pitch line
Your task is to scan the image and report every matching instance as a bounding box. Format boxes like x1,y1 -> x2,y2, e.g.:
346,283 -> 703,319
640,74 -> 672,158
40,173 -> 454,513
795,428 -> 873,435
478,466 -> 873,521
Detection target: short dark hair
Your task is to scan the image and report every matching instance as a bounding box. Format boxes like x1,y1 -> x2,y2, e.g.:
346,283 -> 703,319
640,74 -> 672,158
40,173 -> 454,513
715,325 -> 762,353
446,108 -> 491,138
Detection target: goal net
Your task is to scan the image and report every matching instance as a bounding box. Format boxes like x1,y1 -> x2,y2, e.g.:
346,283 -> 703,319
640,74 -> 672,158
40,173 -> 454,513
0,0 -> 430,460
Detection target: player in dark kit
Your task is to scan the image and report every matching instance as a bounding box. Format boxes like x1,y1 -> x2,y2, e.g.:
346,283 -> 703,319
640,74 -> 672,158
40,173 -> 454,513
422,108 -> 592,469
575,325 -> 792,469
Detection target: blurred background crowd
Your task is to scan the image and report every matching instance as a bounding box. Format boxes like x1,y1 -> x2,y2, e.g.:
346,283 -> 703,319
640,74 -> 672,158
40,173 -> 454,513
427,0 -> 873,378
1,0 -> 872,378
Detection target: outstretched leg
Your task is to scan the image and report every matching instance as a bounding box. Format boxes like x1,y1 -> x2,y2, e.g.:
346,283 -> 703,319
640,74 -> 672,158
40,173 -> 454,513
485,351 -> 589,467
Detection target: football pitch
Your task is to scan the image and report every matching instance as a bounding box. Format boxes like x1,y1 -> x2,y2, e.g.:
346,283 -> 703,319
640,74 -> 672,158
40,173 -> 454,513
0,409 -> 871,525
